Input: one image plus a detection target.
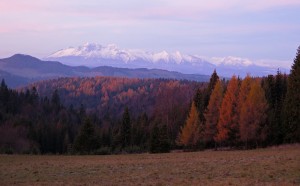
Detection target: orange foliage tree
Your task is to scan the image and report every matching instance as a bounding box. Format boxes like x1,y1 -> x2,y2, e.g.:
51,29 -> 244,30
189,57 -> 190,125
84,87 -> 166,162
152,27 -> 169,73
215,75 -> 239,146
237,75 -> 252,118
177,101 -> 201,149
239,80 -> 268,148
204,80 -> 223,146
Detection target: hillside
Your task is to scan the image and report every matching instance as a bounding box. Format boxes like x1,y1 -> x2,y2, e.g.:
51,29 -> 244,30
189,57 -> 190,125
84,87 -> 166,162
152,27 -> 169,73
28,76 -> 202,118
0,54 -> 210,88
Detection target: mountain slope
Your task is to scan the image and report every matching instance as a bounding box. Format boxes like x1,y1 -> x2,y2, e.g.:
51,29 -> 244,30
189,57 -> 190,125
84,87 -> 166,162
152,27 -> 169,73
46,43 -> 288,77
0,54 -> 209,88
0,54 -> 81,78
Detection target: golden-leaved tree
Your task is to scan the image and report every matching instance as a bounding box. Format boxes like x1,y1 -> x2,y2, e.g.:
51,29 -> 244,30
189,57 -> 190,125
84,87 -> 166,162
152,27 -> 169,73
215,75 -> 239,146
237,74 -> 252,118
177,101 -> 201,149
204,80 -> 223,146
239,79 -> 268,148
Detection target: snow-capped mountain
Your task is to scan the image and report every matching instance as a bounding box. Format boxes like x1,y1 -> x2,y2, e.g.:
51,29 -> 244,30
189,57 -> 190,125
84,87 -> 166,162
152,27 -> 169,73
46,43 -> 289,77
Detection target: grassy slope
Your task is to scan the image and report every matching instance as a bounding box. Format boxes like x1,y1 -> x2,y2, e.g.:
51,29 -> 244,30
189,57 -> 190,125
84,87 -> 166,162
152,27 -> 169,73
0,145 -> 299,185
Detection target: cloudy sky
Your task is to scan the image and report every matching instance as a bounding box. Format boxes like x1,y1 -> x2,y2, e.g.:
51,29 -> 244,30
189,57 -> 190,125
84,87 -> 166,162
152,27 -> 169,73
0,0 -> 299,65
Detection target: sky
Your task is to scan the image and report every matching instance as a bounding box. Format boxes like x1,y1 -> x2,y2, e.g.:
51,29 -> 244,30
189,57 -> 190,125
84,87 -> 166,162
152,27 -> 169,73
0,0 -> 300,66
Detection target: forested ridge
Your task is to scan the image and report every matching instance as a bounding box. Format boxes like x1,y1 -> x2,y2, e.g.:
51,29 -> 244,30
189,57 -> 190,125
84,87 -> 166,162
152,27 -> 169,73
0,77 -> 203,154
0,47 -> 299,154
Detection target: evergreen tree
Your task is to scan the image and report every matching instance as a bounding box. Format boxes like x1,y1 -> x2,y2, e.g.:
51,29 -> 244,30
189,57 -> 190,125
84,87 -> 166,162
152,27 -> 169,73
216,75 -> 239,146
194,70 -> 219,134
177,101 -> 201,149
150,123 -> 170,153
205,70 -> 220,107
132,112 -> 148,147
0,79 -> 9,108
284,46 -> 300,143
204,80 -> 223,147
194,70 -> 219,116
51,89 -> 61,113
121,107 -> 131,147
270,71 -> 287,144
74,118 -> 98,154
193,89 -> 205,122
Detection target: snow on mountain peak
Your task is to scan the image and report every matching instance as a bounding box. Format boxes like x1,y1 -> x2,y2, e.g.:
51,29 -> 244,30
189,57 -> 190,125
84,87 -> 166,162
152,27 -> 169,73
172,51 -> 183,64
49,43 -> 196,65
153,50 -> 169,63
46,43 -> 289,77
210,56 -> 253,66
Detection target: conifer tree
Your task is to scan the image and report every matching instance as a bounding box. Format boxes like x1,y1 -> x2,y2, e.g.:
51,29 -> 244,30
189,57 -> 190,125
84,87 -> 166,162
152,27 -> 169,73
194,70 -> 219,123
74,118 -> 98,154
121,106 -> 131,147
240,80 -> 268,148
51,89 -> 61,113
271,71 -> 287,144
205,70 -> 220,107
177,101 -> 201,149
284,46 -> 300,142
204,80 -> 223,146
215,75 -> 239,146
150,123 -> 170,153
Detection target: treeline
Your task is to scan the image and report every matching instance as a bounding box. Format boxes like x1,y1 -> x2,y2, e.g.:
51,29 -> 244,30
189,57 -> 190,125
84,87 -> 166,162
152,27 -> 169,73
0,78 -> 203,154
178,47 -> 300,149
0,47 -> 299,154
29,77 -> 201,118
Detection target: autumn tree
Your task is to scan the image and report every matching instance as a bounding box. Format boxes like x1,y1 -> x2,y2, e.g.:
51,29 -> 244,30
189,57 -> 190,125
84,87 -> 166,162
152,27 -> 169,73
177,101 -> 201,149
284,46 -> 300,143
204,80 -> 223,147
215,75 -> 239,146
239,80 -> 268,148
237,75 -> 252,116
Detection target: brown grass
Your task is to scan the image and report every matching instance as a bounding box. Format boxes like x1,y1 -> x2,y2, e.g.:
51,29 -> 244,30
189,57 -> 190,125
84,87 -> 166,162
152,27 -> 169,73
0,145 -> 299,185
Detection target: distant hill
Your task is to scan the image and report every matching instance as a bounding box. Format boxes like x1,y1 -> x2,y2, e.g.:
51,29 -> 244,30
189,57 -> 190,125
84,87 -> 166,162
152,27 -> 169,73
0,54 -> 210,88
25,76 -> 204,138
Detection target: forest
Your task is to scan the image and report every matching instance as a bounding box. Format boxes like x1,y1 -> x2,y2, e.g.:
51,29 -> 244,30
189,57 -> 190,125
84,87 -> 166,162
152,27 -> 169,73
0,47 -> 299,154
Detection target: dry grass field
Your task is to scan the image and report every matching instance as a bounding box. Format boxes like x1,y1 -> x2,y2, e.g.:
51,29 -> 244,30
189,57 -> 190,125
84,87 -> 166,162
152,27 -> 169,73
0,145 -> 299,186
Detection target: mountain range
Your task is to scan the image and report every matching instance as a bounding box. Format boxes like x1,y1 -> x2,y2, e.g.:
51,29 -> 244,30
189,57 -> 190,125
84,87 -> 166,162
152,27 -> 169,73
0,54 -> 210,88
46,43 -> 289,77
0,43 -> 290,88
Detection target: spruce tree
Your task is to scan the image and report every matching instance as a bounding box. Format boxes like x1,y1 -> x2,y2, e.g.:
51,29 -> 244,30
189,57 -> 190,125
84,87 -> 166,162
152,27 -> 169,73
284,46 -> 300,143
150,123 -> 170,153
205,70 -> 220,106
194,70 -> 219,133
121,107 -> 131,147
74,118 -> 98,154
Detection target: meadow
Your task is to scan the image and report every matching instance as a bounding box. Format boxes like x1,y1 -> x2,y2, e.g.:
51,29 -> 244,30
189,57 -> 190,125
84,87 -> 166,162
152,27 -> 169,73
0,145 -> 299,186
